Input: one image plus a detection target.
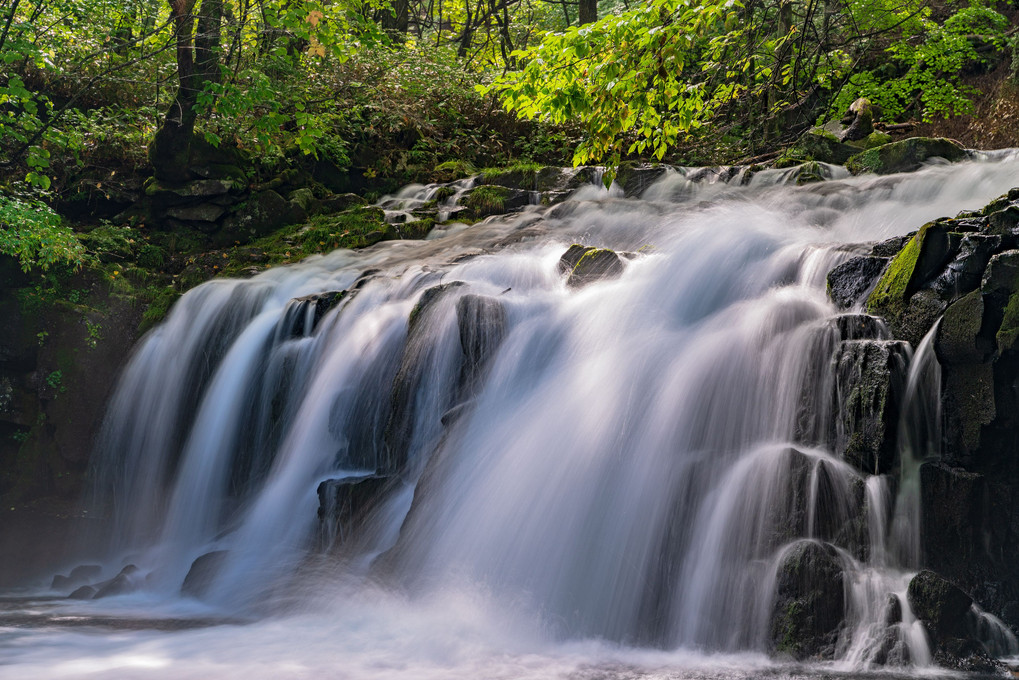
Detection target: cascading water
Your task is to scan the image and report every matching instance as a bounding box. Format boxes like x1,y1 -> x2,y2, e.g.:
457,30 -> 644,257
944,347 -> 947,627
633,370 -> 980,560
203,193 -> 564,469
5,153 -> 1019,679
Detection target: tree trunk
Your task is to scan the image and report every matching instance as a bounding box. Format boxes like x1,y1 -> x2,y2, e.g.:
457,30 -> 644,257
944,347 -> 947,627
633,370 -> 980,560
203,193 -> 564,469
150,0 -> 223,182
381,0 -> 409,34
578,0 -> 596,25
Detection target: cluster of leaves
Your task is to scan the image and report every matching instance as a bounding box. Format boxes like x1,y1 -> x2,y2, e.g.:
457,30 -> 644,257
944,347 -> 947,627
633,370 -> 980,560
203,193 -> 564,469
0,195 -> 86,272
835,3 -> 1010,122
487,0 -> 1012,166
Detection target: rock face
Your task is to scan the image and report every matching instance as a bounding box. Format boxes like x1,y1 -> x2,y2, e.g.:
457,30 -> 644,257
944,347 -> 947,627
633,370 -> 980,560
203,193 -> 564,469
770,541 -> 845,659
828,186 -> 1019,636
832,340 -> 908,474
908,570 -> 973,638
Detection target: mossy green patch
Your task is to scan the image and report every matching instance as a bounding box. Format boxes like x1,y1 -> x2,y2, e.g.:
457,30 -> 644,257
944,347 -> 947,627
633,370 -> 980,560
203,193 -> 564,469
464,185 -> 510,218
996,289 -> 1019,352
846,137 -> 966,175
866,226 -> 927,316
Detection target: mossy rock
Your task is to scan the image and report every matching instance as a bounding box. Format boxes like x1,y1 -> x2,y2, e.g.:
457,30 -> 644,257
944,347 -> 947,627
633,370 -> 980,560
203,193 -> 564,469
866,221 -> 954,320
567,248 -> 623,288
845,137 -> 967,175
770,541 -> 845,659
907,570 -> 972,638
846,131 -> 893,150
935,290 -> 990,364
477,162 -> 542,190
780,128 -> 858,166
464,185 -> 511,218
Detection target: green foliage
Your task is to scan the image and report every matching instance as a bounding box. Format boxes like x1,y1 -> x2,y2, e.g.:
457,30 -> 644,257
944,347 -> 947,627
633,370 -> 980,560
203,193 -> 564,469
0,196 -> 87,272
835,3 -> 1009,122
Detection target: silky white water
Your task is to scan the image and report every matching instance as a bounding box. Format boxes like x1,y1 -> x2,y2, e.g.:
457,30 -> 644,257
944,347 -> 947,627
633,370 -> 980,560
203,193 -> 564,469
5,153 -> 1019,678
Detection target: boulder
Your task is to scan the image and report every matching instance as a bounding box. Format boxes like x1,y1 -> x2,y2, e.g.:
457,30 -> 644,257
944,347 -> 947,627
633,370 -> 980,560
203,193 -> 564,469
907,569 -> 973,638
566,248 -> 624,288
770,541 -> 845,659
455,294 -> 507,397
846,137 -> 967,175
827,256 -> 888,308
93,564 -> 140,599
181,550 -> 229,597
51,563 -> 102,590
934,290 -> 992,364
68,585 -> 96,600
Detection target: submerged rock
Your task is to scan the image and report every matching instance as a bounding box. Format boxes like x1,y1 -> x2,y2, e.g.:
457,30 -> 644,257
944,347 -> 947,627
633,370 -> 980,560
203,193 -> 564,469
565,248 -> 624,288
93,564 -> 141,599
181,551 -> 229,597
51,563 -> 102,591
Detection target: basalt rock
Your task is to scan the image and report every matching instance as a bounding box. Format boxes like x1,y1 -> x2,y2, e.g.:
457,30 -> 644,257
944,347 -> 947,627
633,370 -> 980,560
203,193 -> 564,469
832,340 -> 908,474
827,256 -> 888,309
833,187 -> 1019,638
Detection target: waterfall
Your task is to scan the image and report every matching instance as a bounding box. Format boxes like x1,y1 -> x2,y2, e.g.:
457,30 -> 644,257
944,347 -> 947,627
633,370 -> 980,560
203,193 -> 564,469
19,152 -> 1019,677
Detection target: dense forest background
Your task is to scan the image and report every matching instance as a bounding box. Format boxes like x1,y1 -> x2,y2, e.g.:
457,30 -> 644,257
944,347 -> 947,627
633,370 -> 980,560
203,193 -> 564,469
2,0 -> 1019,273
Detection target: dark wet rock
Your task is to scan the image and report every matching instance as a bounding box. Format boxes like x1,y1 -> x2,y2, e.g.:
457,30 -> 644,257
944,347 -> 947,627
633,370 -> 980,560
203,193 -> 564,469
181,551 -> 229,597
931,234 -> 1001,299
833,314 -> 888,340
317,475 -> 392,546
885,594 -> 903,625
770,541 -> 845,660
51,564 -> 102,590
934,290 -> 991,365
164,203 -> 227,223
93,564 -> 141,599
615,164 -> 669,197
934,638 -> 1006,674
827,256 -> 888,309
780,128 -> 858,166
557,244 -> 593,275
832,340 -> 908,474
870,626 -> 911,666
455,294 -> 507,397
920,463 -> 986,575
385,282 -> 469,472
408,281 -> 468,332
68,585 -> 96,600
908,570 -> 972,638
285,291 -> 347,337
321,193 -> 366,213
566,248 -> 624,288
220,190 -> 295,242
846,137 -> 967,175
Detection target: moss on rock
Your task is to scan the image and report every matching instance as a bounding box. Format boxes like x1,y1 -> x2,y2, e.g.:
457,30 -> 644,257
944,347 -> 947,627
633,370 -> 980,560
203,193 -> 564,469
846,137 -> 967,176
